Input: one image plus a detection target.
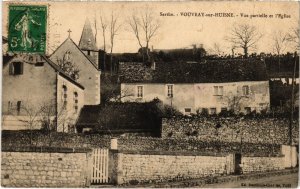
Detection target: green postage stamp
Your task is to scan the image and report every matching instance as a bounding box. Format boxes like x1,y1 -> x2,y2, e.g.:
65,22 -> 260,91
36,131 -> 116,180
8,5 -> 47,53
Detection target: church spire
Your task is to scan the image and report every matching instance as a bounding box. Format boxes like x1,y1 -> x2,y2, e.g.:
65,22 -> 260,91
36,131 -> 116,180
78,18 -> 97,51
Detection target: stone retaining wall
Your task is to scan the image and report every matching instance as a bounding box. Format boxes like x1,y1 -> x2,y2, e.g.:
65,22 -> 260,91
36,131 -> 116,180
1,151 -> 90,187
3,131 -> 282,155
113,150 -> 286,185
119,153 -> 229,184
162,117 -> 299,144
241,156 -> 285,173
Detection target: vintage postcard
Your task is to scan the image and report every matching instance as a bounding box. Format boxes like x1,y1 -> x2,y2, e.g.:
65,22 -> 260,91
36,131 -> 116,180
1,1 -> 299,188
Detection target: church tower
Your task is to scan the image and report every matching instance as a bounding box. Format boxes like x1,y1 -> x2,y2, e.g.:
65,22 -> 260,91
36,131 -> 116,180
78,18 -> 99,68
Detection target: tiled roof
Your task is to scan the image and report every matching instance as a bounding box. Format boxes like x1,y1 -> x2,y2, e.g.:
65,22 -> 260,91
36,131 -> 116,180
119,59 -> 268,83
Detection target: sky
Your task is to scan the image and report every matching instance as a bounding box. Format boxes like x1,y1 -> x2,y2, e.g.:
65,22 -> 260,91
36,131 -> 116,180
2,1 -> 299,55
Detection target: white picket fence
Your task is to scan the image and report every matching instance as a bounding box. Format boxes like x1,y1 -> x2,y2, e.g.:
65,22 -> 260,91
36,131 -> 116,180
91,148 -> 109,184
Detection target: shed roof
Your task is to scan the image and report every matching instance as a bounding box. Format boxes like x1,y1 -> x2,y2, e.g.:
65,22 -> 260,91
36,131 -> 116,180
76,102 -> 161,132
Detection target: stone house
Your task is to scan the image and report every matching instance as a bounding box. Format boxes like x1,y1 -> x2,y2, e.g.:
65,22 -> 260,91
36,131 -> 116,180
119,60 -> 270,115
2,54 -> 85,132
49,18 -> 101,105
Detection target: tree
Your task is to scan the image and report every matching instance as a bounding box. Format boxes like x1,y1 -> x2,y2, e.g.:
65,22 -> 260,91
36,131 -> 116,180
39,102 -> 71,146
223,95 -> 250,114
12,102 -> 42,146
56,54 -> 80,80
226,24 -> 263,58
128,8 -> 160,62
101,74 -> 134,104
287,27 -> 300,52
5,100 -> 59,146
109,11 -> 121,76
271,30 -> 288,72
209,42 -> 223,56
94,12 -> 108,72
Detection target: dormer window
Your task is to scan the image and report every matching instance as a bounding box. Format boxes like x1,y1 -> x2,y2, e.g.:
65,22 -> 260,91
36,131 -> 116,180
9,62 -> 23,75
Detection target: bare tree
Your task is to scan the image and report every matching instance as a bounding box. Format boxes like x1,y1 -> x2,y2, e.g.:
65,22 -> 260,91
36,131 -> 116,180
109,11 -> 121,76
223,95 -> 250,114
128,8 -> 160,61
39,102 -> 71,146
15,102 -> 42,146
4,101 -> 56,145
100,15 -> 108,71
209,42 -> 223,56
226,24 -> 263,58
56,54 -> 80,81
287,27 -> 300,52
94,17 -> 98,45
271,30 -> 288,72
94,12 -> 109,72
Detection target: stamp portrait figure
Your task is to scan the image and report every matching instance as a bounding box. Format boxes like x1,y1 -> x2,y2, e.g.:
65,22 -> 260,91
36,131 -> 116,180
8,5 -> 47,53
15,8 -> 41,50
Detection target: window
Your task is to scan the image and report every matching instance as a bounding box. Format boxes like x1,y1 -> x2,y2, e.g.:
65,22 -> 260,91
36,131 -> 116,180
9,62 -> 23,75
213,86 -> 223,96
137,86 -> 143,98
221,107 -> 227,112
210,108 -> 217,115
245,107 -> 251,114
17,101 -> 21,115
242,85 -> 249,96
35,62 -> 44,67
87,50 -> 91,56
184,108 -> 192,115
62,85 -> 67,107
167,84 -> 173,98
7,101 -> 12,113
74,92 -> 78,113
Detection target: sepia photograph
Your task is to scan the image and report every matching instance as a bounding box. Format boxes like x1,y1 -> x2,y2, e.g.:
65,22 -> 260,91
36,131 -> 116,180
1,1 -> 299,188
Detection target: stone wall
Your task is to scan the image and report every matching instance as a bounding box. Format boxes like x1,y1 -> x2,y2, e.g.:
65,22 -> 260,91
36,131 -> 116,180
114,150 -> 286,185
1,150 -> 90,187
2,131 -> 282,155
118,152 -> 230,184
241,156 -> 284,174
162,117 -> 299,144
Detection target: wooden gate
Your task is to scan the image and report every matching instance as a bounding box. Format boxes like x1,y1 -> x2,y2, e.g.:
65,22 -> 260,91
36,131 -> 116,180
91,148 -> 109,184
